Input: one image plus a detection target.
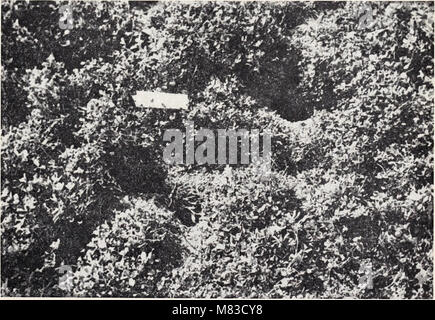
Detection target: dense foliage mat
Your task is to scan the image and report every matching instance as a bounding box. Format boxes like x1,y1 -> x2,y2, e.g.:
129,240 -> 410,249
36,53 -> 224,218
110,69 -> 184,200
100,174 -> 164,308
1,1 -> 433,298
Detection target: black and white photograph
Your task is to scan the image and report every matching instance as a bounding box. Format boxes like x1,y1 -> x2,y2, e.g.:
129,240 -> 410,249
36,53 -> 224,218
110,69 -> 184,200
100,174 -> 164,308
0,0 -> 433,300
